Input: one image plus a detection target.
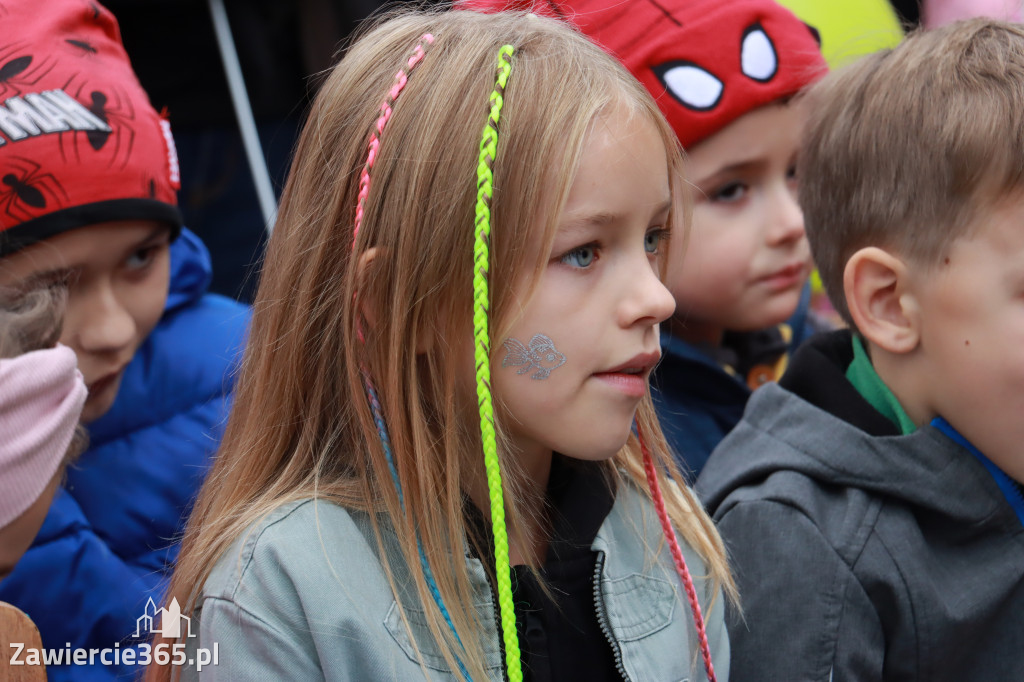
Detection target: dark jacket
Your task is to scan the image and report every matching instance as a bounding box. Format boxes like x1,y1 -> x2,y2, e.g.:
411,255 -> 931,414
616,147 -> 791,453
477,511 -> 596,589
0,229 -> 249,681
653,285 -> 820,480
696,330 -> 1024,681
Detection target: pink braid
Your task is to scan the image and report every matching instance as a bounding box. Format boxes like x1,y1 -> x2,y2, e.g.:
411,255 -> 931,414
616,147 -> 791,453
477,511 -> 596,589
353,34 -> 435,245
637,421 -> 717,682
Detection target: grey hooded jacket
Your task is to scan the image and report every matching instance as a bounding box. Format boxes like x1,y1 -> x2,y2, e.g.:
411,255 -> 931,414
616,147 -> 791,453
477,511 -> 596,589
181,477 -> 729,681
696,330 -> 1024,682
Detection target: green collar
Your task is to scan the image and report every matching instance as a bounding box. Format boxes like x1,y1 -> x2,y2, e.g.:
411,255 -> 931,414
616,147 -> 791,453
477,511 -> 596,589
845,335 -> 917,435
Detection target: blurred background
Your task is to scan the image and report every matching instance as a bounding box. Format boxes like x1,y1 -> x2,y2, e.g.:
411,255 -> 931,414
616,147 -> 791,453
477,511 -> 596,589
108,0 -> 926,304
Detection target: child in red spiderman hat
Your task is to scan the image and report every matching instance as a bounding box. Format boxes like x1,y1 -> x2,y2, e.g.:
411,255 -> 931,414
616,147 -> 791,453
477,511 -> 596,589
0,1 -> 248,679
460,0 -> 828,479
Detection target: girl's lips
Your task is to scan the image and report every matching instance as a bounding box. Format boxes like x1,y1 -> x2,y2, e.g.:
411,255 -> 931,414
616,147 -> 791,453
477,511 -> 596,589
593,350 -> 659,399
87,369 -> 121,400
602,351 -> 661,375
593,371 -> 648,398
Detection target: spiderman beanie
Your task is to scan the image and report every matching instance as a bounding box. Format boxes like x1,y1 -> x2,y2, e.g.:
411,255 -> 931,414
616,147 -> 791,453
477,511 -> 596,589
461,0 -> 827,149
0,0 -> 181,257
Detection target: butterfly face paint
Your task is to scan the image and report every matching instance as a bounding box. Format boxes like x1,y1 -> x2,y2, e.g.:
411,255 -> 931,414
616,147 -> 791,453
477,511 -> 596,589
501,333 -> 566,380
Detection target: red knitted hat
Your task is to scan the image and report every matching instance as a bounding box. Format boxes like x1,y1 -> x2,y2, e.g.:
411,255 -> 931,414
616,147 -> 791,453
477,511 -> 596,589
0,0 -> 181,257
460,0 -> 827,148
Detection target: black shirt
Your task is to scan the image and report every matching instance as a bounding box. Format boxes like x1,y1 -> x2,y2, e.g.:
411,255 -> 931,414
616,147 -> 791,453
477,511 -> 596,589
465,455 -> 622,682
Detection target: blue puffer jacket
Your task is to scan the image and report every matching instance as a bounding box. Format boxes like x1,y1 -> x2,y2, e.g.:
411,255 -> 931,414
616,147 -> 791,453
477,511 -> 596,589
0,229 -> 249,681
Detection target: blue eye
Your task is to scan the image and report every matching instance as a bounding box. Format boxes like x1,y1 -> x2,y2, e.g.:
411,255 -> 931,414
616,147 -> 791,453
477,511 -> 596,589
645,229 -> 667,254
560,244 -> 596,268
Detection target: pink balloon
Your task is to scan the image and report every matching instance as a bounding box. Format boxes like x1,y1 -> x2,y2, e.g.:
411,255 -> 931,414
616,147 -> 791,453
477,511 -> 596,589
923,0 -> 1023,28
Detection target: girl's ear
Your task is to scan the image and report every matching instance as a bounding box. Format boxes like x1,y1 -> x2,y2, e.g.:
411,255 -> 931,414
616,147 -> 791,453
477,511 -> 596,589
356,247 -> 434,354
844,246 -> 921,354
356,247 -> 382,331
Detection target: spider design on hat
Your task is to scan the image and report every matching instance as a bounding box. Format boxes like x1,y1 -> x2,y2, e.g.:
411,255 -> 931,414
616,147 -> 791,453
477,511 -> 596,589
65,38 -> 99,56
0,42 -> 58,99
59,78 -> 137,168
0,157 -> 69,225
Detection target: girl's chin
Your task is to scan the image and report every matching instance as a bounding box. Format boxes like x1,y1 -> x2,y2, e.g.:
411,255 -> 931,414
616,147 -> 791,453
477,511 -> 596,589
80,401 -> 111,424
557,435 -> 632,463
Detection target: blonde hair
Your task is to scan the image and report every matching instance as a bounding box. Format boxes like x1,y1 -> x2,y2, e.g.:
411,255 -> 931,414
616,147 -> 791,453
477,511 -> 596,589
0,286 -> 64,358
154,8 -> 732,680
0,285 -> 88,461
799,18 -> 1024,327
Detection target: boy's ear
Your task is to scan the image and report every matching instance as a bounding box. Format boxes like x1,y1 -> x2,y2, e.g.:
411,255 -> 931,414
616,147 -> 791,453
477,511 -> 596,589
355,247 -> 434,354
844,246 -> 921,354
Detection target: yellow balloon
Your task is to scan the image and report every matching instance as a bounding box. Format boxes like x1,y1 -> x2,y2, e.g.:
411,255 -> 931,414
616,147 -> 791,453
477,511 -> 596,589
777,0 -> 904,68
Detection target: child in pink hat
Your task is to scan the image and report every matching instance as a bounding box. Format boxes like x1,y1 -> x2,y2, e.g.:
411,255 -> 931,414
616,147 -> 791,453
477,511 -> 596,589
0,289 -> 86,582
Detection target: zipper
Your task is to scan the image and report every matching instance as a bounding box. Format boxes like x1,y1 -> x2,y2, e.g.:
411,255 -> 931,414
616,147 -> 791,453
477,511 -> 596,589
486,572 -> 509,682
592,551 -> 630,682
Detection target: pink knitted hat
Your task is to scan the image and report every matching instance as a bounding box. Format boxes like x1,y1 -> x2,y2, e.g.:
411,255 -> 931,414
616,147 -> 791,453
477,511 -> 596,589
0,344 -> 86,528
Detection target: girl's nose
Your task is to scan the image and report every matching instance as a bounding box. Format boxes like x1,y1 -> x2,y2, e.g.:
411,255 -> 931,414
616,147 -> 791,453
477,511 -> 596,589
69,284 -> 136,355
620,260 -> 676,328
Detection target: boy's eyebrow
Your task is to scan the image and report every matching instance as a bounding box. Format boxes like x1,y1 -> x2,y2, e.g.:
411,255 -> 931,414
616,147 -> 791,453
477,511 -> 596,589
693,158 -> 777,189
114,224 -> 174,257
138,224 -> 174,245
17,225 -> 173,287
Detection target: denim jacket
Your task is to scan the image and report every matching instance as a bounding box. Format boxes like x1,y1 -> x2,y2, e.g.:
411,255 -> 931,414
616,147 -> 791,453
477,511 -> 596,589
182,480 -> 729,681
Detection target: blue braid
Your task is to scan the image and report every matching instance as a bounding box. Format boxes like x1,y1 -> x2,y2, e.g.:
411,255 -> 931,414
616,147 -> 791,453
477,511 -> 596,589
361,371 -> 472,681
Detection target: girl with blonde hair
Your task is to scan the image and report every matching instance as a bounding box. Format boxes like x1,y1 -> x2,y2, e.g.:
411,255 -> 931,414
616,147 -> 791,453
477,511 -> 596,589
154,7 -> 733,681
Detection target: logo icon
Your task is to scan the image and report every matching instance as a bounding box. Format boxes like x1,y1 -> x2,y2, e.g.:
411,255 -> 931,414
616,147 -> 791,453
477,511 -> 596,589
133,597 -> 194,639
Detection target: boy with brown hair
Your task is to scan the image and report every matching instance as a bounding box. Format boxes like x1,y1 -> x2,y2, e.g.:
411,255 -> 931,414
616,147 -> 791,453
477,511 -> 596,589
697,18 -> 1024,681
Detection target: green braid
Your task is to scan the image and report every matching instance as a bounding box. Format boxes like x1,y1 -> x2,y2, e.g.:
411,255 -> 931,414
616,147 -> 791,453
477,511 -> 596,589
472,43 -> 522,682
